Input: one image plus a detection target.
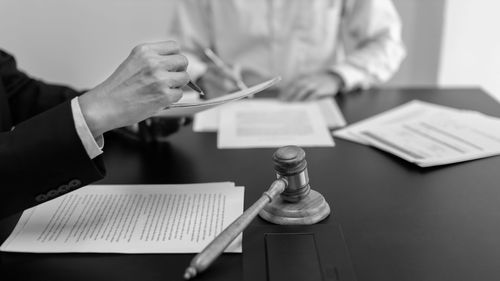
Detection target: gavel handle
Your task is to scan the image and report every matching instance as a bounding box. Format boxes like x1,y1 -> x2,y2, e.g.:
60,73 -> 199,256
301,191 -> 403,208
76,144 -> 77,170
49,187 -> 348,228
184,179 -> 287,279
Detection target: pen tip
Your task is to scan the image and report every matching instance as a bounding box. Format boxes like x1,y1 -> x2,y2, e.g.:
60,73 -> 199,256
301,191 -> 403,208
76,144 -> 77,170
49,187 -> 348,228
183,267 -> 197,280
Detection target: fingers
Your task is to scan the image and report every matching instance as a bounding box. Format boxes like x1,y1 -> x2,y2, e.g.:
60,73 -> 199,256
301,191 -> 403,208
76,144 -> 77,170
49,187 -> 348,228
145,71 -> 190,89
290,86 -> 317,101
131,41 -> 188,73
164,71 -> 190,88
154,54 -> 189,72
131,41 -> 190,91
201,65 -> 239,97
132,41 -> 180,56
162,87 -> 183,104
145,81 -> 184,106
282,80 -> 317,101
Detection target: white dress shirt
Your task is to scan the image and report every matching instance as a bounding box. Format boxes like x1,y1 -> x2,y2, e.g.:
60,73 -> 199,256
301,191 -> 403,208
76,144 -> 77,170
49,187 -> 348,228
71,97 -> 103,159
170,0 -> 406,92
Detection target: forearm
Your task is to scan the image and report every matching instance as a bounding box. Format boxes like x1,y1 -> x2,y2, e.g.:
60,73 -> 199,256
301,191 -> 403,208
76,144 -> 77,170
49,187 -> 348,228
331,37 -> 406,90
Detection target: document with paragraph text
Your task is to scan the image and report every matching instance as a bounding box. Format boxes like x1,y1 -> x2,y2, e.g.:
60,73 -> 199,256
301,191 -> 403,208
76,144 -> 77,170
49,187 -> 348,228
217,100 -> 335,148
0,183 -> 244,253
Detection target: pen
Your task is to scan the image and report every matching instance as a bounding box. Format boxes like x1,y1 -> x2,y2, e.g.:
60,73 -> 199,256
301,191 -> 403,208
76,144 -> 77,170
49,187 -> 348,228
187,80 -> 204,96
201,47 -> 248,90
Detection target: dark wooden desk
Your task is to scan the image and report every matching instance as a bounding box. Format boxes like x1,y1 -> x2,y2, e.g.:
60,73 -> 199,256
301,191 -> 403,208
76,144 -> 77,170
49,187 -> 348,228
2,88 -> 500,281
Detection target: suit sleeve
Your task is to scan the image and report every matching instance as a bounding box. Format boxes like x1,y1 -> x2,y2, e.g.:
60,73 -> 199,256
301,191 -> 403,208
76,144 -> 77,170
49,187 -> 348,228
0,50 -> 105,218
0,50 -> 81,124
0,100 -> 106,218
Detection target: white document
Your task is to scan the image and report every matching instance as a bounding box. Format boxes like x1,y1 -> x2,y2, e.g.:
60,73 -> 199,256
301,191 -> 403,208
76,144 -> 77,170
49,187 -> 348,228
333,100 -> 463,144
193,105 -> 227,132
0,183 -> 244,253
193,98 -> 346,132
217,100 -> 335,148
362,111 -> 500,167
156,77 -> 280,117
334,100 -> 500,167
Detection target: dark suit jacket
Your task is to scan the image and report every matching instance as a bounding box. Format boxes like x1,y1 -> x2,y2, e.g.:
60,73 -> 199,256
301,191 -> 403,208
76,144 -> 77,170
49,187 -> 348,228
0,50 -> 105,218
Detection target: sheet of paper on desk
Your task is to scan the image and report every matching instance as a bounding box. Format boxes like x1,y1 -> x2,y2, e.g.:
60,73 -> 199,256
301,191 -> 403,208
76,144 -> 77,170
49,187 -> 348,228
155,77 -> 280,117
334,100 -> 500,167
0,183 -> 244,253
333,100 -> 464,144
362,110 -> 500,167
193,98 -> 346,132
217,100 -> 335,148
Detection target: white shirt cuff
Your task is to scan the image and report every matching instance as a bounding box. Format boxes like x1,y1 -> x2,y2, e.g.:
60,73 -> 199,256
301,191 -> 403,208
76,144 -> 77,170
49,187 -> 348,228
71,97 -> 104,159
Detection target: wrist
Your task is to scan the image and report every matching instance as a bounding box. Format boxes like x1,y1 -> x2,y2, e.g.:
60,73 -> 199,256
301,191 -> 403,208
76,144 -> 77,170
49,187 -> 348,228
78,90 -> 108,137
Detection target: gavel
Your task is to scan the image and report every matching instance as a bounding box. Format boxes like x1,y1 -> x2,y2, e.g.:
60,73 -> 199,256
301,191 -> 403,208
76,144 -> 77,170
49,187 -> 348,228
184,146 -> 331,279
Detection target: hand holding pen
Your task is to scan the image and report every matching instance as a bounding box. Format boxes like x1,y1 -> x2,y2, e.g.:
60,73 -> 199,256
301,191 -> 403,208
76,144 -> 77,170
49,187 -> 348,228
201,48 -> 247,91
193,43 -> 248,98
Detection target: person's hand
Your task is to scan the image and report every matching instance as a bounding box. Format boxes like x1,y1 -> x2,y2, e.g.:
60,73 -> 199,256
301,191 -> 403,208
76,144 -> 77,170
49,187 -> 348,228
279,72 -> 344,102
198,64 -> 242,99
79,41 -> 190,137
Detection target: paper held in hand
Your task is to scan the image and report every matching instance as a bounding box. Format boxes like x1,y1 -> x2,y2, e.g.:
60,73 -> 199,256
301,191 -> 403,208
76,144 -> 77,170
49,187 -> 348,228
156,77 -> 281,117
0,183 -> 244,253
333,100 -> 500,167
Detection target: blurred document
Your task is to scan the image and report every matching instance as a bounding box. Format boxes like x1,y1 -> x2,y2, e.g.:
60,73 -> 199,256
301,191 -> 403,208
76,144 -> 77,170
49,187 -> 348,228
334,100 -> 500,167
156,77 -> 280,117
193,98 -> 346,132
217,100 -> 335,148
333,100 -> 459,144
0,183 -> 244,253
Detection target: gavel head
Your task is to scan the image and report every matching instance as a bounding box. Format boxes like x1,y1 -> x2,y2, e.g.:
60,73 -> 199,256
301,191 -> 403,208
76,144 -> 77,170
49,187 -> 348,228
260,145 -> 330,225
273,146 -> 311,203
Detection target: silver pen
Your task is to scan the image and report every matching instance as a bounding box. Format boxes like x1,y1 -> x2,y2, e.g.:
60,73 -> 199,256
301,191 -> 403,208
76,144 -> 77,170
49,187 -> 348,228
201,47 -> 248,90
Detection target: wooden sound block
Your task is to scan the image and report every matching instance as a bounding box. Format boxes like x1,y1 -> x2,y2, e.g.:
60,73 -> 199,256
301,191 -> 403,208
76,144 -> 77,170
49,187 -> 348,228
259,190 -> 331,225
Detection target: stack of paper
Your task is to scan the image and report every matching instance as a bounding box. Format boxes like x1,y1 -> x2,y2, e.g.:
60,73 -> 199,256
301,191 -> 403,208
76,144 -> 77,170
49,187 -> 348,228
0,183 -> 244,253
334,100 -> 500,167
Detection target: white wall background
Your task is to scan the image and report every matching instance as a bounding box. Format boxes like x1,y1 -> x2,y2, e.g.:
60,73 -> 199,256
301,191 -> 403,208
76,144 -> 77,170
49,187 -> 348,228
1,0 -> 498,102
0,0 -> 177,89
439,0 -> 500,101
391,0 -> 445,87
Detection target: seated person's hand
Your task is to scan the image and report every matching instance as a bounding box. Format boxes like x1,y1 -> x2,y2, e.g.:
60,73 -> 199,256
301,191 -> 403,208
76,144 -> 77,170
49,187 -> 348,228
78,41 -> 190,137
279,72 -> 344,102
198,64 -> 242,99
